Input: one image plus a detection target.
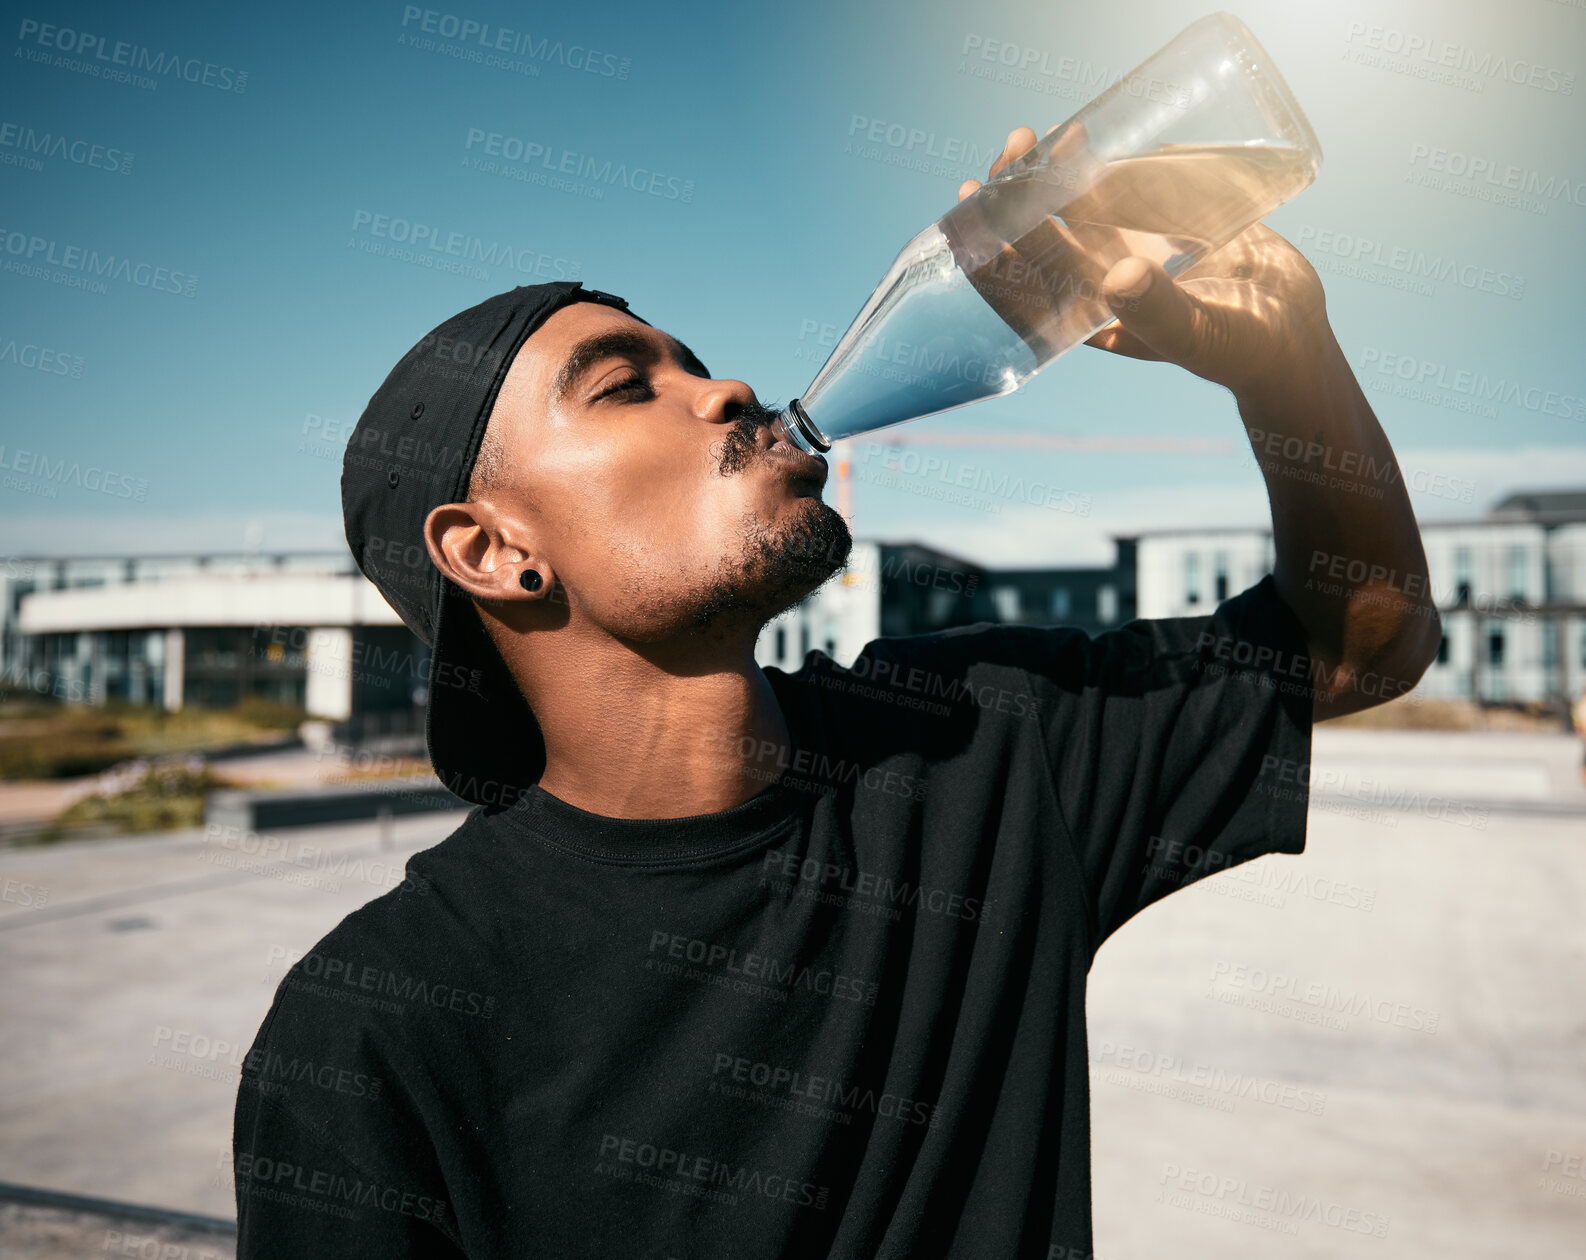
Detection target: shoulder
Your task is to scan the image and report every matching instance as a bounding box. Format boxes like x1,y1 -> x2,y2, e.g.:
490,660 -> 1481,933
765,621 -> 1075,765
776,618 -> 1085,697
973,575 -> 1306,691
766,578 -> 1304,726
243,809 -> 505,1083
234,810 -> 518,1222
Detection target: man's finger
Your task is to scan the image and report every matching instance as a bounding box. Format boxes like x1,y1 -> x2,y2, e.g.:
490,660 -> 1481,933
987,126 -> 1038,182
1046,120 -> 1088,166
958,179 -> 981,202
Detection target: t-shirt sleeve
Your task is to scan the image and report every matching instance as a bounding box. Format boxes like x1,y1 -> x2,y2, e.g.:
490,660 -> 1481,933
233,984 -> 467,1259
1022,574 -> 1314,950
233,1087 -> 465,1258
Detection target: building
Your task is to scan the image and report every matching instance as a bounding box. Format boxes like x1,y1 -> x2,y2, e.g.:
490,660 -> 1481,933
976,538 -> 1137,636
1133,489 -> 1586,709
3,542 -> 995,730
10,486 -> 1580,725
3,552 -> 424,739
1135,530 -> 1275,619
753,541 -> 992,671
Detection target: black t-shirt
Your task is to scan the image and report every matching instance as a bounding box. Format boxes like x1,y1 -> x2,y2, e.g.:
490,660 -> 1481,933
233,576 -> 1313,1259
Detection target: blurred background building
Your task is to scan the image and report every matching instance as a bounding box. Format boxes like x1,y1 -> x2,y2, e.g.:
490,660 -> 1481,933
1,552 -> 423,743
4,487 -> 1583,737
1134,489 -> 1586,709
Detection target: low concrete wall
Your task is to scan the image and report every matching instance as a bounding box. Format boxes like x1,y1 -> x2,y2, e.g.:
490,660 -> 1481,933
204,779 -> 462,833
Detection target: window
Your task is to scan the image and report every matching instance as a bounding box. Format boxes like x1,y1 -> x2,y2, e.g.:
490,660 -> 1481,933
1542,623 -> 1558,669
991,586 -> 1021,622
774,625 -> 785,661
1454,546 -> 1472,604
1213,551 -> 1229,602
1184,551 -> 1201,607
824,638 -> 836,657
800,623 -> 810,658
1436,635 -> 1449,665
1097,584 -> 1118,625
1050,587 -> 1071,619
1507,545 -> 1527,602
1487,626 -> 1505,667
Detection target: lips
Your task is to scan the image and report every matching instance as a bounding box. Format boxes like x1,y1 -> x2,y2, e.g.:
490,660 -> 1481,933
756,423 -> 828,483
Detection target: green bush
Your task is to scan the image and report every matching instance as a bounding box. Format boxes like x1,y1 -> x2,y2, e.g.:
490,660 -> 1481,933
0,697 -> 308,780
232,696 -> 312,730
48,755 -> 226,838
0,711 -> 133,779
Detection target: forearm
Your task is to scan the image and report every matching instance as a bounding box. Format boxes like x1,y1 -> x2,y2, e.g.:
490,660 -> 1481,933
1234,329 -> 1441,695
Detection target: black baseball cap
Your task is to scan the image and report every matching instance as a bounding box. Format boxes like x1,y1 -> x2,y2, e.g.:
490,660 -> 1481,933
341,281 -> 647,808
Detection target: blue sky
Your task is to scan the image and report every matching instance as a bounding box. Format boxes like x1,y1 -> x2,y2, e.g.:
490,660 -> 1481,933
3,0 -> 1583,566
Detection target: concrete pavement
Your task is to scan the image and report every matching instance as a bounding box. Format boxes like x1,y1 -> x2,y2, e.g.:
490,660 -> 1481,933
0,727 -> 1583,1257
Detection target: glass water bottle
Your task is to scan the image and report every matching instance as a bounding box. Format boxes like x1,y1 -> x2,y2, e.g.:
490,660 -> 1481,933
772,11 -> 1323,455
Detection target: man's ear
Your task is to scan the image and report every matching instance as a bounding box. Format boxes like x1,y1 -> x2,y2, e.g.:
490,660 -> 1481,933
423,501 -> 554,604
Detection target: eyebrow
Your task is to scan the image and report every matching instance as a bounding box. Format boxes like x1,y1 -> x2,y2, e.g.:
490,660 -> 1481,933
552,329 -> 710,405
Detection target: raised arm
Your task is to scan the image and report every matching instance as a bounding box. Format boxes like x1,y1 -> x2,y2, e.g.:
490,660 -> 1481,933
960,125 -> 1442,721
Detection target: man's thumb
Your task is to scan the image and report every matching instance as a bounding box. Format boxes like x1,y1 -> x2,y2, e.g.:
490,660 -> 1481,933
1102,256 -> 1199,362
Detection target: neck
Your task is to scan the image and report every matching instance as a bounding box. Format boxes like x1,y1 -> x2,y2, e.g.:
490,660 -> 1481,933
508,631 -> 795,820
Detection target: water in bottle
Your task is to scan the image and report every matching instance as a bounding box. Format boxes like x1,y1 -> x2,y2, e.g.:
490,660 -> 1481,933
770,12 -> 1325,455
787,140 -> 1314,445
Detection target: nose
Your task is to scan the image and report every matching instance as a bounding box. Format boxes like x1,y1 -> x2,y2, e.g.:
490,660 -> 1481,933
693,376 -> 759,426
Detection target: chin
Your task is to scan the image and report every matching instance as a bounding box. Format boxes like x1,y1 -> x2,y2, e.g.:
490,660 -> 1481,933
762,500 -> 853,593
684,503 -> 853,636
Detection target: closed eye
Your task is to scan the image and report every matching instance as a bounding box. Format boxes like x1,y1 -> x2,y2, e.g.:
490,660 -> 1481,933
594,373 -> 654,402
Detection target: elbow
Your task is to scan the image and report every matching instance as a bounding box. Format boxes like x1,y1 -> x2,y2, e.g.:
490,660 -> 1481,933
1321,603 -> 1442,714
1401,602 -> 1443,683
1360,603 -> 1443,698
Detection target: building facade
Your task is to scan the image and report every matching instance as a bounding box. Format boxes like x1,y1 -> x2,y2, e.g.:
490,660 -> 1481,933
3,542 -> 995,726
977,538 -> 1137,636
9,488 -> 1581,724
4,552 -> 421,729
1133,491 -> 1586,709
754,541 -> 992,672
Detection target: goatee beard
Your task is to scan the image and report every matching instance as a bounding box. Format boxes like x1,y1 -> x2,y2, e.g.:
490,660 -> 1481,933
687,504 -> 853,636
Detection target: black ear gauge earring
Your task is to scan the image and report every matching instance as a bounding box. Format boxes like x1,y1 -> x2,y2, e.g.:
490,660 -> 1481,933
519,569 -> 543,593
